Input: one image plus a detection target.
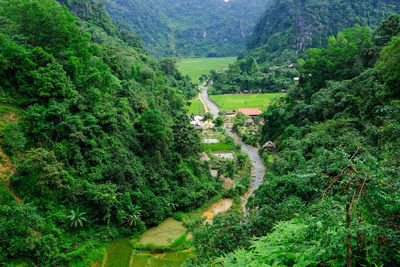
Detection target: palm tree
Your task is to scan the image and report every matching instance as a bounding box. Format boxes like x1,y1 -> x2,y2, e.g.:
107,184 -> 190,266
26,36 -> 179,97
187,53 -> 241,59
67,208 -> 87,228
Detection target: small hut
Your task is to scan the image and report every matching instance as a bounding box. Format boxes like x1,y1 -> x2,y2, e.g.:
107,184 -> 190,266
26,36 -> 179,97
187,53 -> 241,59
225,110 -> 235,116
245,118 -> 254,127
262,141 -> 276,151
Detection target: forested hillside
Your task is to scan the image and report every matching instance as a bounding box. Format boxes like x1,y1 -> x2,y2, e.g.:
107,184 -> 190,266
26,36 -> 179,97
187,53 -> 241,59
104,0 -> 268,57
208,0 -> 400,95
248,0 -> 400,64
193,15 -> 400,266
0,0 -> 217,264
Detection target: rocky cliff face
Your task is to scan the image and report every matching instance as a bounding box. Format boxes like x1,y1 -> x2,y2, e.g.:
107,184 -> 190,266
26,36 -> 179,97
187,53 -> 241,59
248,0 -> 400,62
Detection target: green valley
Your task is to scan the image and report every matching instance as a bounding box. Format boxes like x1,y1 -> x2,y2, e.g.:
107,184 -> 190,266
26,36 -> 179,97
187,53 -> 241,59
1,0 -> 400,266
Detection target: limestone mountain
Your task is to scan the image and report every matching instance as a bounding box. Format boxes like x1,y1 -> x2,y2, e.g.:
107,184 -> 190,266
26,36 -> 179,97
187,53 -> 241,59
104,0 -> 269,57
247,0 -> 400,63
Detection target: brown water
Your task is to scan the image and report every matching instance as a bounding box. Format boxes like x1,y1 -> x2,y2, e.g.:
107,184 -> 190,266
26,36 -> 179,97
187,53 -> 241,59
201,198 -> 233,224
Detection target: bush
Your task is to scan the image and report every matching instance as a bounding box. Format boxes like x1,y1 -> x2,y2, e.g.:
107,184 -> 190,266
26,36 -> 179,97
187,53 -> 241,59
213,117 -> 224,127
1,123 -> 26,156
172,211 -> 184,221
202,112 -> 214,121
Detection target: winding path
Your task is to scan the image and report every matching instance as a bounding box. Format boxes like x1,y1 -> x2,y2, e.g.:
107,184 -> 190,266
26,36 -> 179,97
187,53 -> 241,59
199,83 -> 266,210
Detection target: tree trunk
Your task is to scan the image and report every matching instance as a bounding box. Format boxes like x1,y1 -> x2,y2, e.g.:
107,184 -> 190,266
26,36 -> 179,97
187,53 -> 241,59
346,197 -> 352,267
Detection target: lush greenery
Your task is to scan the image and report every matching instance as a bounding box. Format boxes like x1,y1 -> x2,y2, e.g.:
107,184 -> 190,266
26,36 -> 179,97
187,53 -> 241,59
177,57 -> 236,82
209,0 -> 400,96
209,55 -> 299,94
193,15 -> 400,266
209,93 -> 285,111
248,0 -> 400,65
104,0 -> 268,57
0,0 -> 220,264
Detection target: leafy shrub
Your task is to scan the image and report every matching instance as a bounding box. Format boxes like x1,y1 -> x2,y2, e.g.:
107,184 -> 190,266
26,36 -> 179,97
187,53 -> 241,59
1,123 -> 26,156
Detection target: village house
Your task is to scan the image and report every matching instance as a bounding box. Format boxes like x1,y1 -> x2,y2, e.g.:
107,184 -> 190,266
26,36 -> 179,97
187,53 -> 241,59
245,118 -> 254,127
262,141 -> 276,151
225,110 -> 235,116
237,108 -> 262,117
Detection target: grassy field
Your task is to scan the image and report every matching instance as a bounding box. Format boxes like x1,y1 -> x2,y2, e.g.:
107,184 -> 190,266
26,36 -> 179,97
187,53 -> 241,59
188,98 -> 204,115
210,93 -> 285,112
177,57 -> 236,82
203,143 -> 234,152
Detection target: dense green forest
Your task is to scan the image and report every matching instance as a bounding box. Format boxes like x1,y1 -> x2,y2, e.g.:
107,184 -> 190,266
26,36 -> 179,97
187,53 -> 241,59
192,15 -> 400,266
104,0 -> 268,57
0,0 -> 217,264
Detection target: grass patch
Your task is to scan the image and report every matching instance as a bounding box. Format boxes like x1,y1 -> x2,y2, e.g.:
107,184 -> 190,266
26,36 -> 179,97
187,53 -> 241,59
188,98 -> 204,115
177,57 -> 236,82
131,252 -> 192,267
209,93 -> 285,111
104,238 -> 132,267
203,143 -> 234,152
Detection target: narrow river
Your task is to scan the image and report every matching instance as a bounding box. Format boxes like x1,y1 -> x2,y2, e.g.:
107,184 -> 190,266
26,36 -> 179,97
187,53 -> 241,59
199,84 -> 266,209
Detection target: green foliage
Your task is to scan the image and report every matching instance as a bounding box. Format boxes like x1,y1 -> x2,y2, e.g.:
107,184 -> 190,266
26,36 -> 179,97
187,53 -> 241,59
300,25 -> 375,99
67,208 -> 88,228
212,117 -> 224,128
202,112 -> 214,121
247,0 -> 400,65
0,203 -> 44,262
210,17 -> 400,267
0,122 -> 26,156
377,34 -> 400,97
0,0 -> 218,264
209,56 -> 296,95
193,213 -> 254,261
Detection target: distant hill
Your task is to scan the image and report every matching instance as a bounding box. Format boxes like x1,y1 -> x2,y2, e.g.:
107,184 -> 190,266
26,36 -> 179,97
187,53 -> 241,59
104,0 -> 269,57
247,0 -> 400,64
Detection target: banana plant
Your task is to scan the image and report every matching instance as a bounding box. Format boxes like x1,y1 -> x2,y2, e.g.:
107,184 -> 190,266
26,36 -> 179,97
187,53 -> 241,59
67,208 -> 87,228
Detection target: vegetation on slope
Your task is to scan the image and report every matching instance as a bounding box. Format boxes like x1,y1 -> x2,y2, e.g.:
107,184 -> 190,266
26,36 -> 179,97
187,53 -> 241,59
193,15 -> 400,266
0,0 -> 219,264
104,0 -> 269,57
248,0 -> 400,64
208,0 -> 400,96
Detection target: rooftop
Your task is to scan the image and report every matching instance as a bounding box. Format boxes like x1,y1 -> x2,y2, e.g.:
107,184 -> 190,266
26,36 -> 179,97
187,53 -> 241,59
237,108 -> 262,116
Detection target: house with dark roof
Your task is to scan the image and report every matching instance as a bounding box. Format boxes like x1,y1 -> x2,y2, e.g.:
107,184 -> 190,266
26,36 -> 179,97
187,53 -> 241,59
262,141 -> 276,151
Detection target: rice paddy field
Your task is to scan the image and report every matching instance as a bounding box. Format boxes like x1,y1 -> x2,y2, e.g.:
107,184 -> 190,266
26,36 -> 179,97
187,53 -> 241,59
92,218 -> 191,267
209,93 -> 285,112
187,98 -> 204,115
177,57 -> 236,82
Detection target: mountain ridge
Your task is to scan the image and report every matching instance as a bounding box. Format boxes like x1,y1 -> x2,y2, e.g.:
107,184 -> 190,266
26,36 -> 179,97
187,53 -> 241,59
104,0 -> 269,57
